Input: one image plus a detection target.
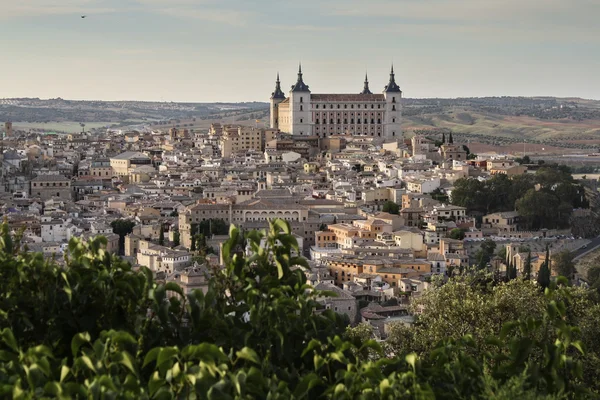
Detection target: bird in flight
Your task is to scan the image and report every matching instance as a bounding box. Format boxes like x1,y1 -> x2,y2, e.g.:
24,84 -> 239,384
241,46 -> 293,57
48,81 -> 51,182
81,15 -> 86,18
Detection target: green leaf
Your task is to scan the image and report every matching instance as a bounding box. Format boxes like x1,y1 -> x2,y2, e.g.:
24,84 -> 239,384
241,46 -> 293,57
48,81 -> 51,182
71,332 -> 91,357
406,353 -> 417,369
79,355 -> 96,372
143,347 -> 160,368
1,328 -> 18,352
236,347 -> 260,365
164,281 -> 184,297
157,347 -> 178,367
120,351 -> 138,375
60,365 -> 70,383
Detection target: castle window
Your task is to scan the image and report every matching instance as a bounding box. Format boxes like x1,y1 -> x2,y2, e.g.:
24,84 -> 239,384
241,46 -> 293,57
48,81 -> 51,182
344,119 -> 347,124
371,119 -> 374,124
351,104 -> 354,109
300,97 -> 303,103
330,105 -> 333,109
392,97 -> 396,103
300,119 -> 303,123
316,119 -> 319,124
371,104 -> 374,109
300,105 -> 303,111
378,104 -> 381,109
392,105 -> 396,111
344,104 -> 347,109
378,119 -> 381,124
393,132 -> 395,136
337,119 -> 340,124
330,119 -> 334,124
316,104 -> 319,109
392,118 -> 395,123
337,104 -> 340,109
351,119 -> 354,124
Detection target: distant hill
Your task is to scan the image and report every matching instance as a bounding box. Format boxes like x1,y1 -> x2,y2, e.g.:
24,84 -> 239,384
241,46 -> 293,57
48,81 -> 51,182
2,97 -> 599,150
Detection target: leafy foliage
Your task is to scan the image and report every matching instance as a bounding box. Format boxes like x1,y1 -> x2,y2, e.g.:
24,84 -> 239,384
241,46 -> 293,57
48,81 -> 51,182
382,200 -> 400,215
0,220 -> 597,398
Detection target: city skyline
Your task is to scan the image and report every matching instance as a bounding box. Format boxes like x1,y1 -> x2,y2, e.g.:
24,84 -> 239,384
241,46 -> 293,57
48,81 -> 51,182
1,0 -> 599,102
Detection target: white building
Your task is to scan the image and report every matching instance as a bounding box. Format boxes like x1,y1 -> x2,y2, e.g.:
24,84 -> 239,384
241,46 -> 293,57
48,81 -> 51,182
41,217 -> 68,243
270,65 -> 403,140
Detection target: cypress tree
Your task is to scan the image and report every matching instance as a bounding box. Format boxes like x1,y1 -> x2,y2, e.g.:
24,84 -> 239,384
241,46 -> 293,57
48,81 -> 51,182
159,226 -> 165,246
523,251 -> 532,280
537,246 -> 551,289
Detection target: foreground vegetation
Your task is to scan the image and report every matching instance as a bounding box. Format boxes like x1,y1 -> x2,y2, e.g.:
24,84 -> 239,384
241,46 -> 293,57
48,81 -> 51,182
0,220 -> 599,398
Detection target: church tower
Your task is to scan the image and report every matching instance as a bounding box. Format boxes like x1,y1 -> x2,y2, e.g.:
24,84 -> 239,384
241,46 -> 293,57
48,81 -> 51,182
383,65 -> 402,140
289,64 -> 312,136
270,73 -> 285,130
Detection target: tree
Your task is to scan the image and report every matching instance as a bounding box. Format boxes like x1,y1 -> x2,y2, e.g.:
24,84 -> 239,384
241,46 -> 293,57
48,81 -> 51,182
523,251 -> 532,280
173,230 -> 180,247
110,218 -> 135,255
382,200 -> 400,215
476,239 -> 497,269
190,233 -> 197,251
159,225 -> 165,246
553,250 -> 575,282
537,246 -> 551,289
507,260 -> 517,280
0,220 -> 594,398
448,228 -> 465,240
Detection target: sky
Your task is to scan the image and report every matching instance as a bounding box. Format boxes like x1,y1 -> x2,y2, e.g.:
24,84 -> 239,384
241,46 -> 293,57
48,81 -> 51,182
1,0 -> 599,102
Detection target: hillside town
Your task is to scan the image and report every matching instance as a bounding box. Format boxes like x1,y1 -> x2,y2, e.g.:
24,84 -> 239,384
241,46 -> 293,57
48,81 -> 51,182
1,118 -> 593,336
0,68 -> 595,338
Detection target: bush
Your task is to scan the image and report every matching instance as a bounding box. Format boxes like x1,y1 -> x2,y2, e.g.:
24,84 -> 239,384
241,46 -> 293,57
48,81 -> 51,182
0,220 -> 595,398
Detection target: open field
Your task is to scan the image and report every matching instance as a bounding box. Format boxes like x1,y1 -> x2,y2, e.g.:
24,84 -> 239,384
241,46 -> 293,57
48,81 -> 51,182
12,121 -> 114,134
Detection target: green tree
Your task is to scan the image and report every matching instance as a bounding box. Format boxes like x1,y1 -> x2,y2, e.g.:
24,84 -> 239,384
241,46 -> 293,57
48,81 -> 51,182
173,230 -> 180,247
475,238 -> 497,269
0,220 -> 594,398
537,246 -> 551,289
523,251 -> 532,280
449,228 -> 465,240
382,200 -> 400,215
553,250 -> 575,282
158,225 -> 165,246
110,218 -> 135,255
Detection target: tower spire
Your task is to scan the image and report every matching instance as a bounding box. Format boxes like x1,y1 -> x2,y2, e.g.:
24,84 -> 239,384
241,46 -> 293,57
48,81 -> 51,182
360,71 -> 372,95
291,62 -> 310,92
271,72 -> 285,100
384,64 -> 401,93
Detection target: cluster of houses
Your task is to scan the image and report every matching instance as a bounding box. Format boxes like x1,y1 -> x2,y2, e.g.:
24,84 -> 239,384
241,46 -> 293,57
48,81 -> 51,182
0,124 -> 588,336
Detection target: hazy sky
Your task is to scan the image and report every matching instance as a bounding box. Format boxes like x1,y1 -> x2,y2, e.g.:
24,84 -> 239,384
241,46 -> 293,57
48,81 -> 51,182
1,0 -> 599,102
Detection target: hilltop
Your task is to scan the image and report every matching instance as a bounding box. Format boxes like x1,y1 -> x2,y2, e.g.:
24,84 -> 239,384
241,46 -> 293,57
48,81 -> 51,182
2,96 -> 600,151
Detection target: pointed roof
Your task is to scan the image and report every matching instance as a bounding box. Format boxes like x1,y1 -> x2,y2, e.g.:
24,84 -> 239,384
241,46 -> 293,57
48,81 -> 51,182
360,72 -> 372,95
271,72 -> 286,100
384,64 -> 401,93
291,63 -> 310,92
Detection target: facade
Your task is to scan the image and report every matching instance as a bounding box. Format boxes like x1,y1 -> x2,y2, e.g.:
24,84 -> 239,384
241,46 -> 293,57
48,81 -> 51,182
220,125 -> 278,158
110,151 -> 152,179
270,65 -> 402,140
30,174 -> 72,201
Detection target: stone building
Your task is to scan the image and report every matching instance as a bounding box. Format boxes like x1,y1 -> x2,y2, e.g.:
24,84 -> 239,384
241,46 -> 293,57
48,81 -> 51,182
30,174 -> 72,201
270,65 -> 403,140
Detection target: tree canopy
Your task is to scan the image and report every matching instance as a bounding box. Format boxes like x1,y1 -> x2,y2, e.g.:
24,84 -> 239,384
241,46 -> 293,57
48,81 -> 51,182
450,165 -> 588,229
381,200 -> 400,215
0,221 -> 597,398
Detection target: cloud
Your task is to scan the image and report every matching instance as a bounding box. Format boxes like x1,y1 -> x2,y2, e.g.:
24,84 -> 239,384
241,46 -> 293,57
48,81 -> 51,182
1,0 -> 116,18
323,0 -> 600,41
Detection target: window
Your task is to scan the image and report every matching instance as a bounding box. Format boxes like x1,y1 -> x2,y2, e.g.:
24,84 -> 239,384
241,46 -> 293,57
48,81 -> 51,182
392,105 -> 396,111
371,104 -> 374,109
392,97 -> 396,103
300,97 -> 303,103
337,104 -> 340,109
316,104 -> 319,109
392,118 -> 395,123
344,104 -> 347,109
300,119 -> 303,123
300,105 -> 303,111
